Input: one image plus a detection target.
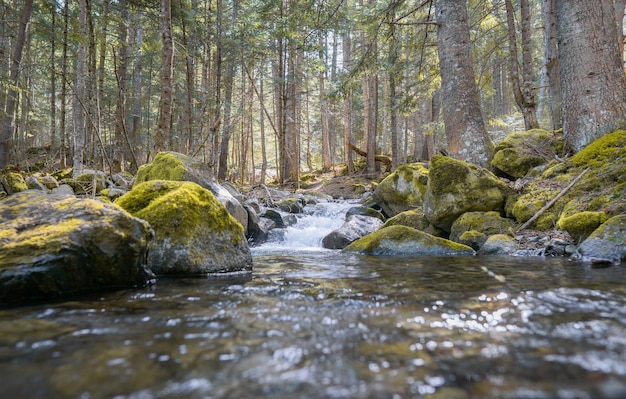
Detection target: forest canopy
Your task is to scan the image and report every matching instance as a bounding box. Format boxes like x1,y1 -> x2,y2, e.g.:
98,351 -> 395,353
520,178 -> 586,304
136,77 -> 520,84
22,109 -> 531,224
1,0 -> 625,184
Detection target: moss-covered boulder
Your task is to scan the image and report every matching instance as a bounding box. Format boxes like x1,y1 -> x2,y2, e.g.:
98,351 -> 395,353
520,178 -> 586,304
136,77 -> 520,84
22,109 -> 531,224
115,180 -> 252,275
322,215 -> 383,249
372,163 -> 429,218
557,211 -> 609,242
343,225 -> 475,256
72,169 -> 109,195
0,172 -> 28,195
381,208 -> 446,237
511,130 -> 626,230
449,211 -> 515,249
423,156 -> 509,232
491,129 -> 563,179
575,215 -> 626,265
134,151 -> 248,233
0,190 -> 154,306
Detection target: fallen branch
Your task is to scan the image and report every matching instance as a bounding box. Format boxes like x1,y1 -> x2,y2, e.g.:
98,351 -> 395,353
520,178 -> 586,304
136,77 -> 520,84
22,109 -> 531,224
348,143 -> 392,172
516,168 -> 589,233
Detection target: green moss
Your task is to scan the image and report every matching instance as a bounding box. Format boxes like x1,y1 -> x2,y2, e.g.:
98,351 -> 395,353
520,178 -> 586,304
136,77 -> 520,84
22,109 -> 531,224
427,156 -> 470,196
557,211 -> 609,242
458,230 -> 487,250
2,172 -> 28,193
116,180 -> 242,246
343,225 -> 475,256
134,152 -> 188,186
571,130 -> 626,168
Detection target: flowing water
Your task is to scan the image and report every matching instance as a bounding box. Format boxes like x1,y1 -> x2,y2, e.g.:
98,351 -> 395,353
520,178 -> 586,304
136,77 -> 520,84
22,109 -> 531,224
1,201 -> 626,399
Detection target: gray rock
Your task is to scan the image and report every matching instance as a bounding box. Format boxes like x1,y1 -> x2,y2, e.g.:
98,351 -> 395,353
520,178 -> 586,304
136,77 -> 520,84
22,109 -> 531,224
0,190 -> 154,306
479,234 -> 518,255
322,214 -> 384,249
575,215 -> 626,266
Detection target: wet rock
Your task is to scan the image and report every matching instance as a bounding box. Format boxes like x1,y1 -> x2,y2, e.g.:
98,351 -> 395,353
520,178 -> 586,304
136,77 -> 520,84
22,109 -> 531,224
346,205 -> 385,222
245,203 -> 275,245
479,234 -> 518,255
262,209 -> 287,228
275,197 -> 304,214
372,162 -> 429,218
449,211 -> 515,249
423,156 -> 509,232
0,190 -> 154,305
115,180 -> 252,276
491,129 -> 563,179
575,215 -> 626,266
343,225 -> 475,256
322,214 -> 383,249
134,151 -> 248,232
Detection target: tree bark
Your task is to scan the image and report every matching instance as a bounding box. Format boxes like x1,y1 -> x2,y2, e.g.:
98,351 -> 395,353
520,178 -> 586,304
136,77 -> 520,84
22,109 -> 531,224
541,0 -> 561,130
555,0 -> 626,152
0,0 -> 33,168
342,32 -> 354,174
505,0 -> 539,130
435,0 -> 493,167
153,0 -> 174,156
72,0 -> 88,177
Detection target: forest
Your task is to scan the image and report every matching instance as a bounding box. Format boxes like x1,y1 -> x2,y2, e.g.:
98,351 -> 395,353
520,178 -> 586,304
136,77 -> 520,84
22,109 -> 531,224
1,0 -> 625,185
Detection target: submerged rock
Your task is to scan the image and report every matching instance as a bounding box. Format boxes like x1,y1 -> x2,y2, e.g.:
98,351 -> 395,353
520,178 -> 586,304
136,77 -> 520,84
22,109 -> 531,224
116,180 -> 252,276
322,214 -> 383,249
343,225 -> 475,256
423,156 -> 509,232
575,215 -> 626,266
0,190 -> 154,305
372,162 -> 429,218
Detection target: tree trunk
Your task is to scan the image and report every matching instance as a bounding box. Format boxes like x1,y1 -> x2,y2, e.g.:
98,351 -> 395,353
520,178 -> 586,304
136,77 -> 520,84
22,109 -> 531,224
73,0 -> 88,177
320,33 -> 332,171
153,0 -> 174,156
435,0 -> 493,167
113,0 -> 129,172
60,0 -> 69,169
505,0 -> 539,130
540,0 -> 561,130
555,0 -> 626,152
342,32 -> 354,174
0,0 -> 33,168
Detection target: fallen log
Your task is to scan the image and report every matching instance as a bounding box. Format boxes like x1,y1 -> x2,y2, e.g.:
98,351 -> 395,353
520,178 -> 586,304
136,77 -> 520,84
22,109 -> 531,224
348,143 -> 392,172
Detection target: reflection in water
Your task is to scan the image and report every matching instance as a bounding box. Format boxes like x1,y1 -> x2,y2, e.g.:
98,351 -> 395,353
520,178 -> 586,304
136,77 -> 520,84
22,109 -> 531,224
1,201 -> 625,398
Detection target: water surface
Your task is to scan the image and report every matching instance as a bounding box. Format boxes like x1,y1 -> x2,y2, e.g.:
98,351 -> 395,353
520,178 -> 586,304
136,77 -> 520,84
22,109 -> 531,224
1,202 -> 625,398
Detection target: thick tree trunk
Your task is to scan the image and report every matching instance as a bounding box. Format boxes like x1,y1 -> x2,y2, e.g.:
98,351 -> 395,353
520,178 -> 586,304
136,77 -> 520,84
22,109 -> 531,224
435,0 -> 493,167
555,0 -> 626,152
153,0 -> 174,155
320,33 -> 332,171
0,0 -> 33,168
342,32 -> 354,174
541,0 -> 561,130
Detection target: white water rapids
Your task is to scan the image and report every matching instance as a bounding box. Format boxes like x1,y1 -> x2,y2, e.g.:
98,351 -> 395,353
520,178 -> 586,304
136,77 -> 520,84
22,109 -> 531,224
251,200 -> 358,253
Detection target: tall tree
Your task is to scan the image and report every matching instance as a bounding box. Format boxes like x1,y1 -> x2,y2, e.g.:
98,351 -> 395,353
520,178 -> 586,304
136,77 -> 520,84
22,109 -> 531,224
153,0 -> 174,155
73,0 -> 89,177
504,0 -> 539,130
435,0 -> 493,167
555,0 -> 626,152
540,0 -> 561,130
0,0 -> 33,168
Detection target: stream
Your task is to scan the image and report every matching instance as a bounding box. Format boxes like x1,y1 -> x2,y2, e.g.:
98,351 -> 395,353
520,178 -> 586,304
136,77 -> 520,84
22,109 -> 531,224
1,201 -> 625,398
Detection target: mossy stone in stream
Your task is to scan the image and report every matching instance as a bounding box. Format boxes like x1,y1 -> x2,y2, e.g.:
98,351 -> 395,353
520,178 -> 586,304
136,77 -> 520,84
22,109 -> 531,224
343,225 -> 475,256
116,180 -> 252,275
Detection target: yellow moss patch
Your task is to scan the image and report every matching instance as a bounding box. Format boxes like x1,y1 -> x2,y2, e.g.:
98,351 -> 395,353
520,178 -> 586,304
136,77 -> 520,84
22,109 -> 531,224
134,152 -> 188,187
557,211 -> 609,242
571,130 -> 626,168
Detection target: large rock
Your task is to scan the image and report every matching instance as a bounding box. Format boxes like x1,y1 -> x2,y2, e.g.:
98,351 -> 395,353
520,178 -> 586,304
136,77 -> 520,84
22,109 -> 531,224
575,215 -> 626,266
0,190 -> 154,305
115,180 -> 252,275
372,163 -> 429,218
343,225 -> 475,256
511,130 -> 626,230
134,151 -> 248,233
449,211 -> 515,249
322,214 -> 383,249
491,129 -> 563,179
381,208 -> 446,237
423,155 -> 509,232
